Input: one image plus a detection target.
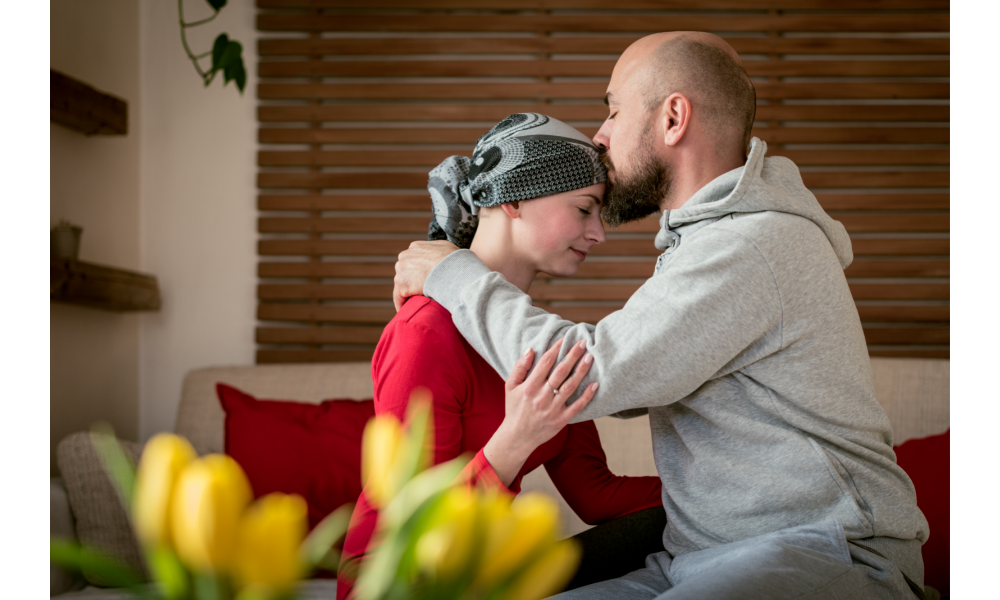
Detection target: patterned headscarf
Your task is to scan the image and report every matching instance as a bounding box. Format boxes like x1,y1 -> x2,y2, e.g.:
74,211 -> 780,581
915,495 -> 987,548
427,113 -> 607,249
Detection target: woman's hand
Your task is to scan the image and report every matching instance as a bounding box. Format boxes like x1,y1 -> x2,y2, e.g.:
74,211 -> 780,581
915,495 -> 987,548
483,338 -> 600,487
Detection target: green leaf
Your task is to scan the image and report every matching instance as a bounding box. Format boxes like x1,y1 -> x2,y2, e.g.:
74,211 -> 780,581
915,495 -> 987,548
300,503 -> 354,568
206,0 -> 227,11
148,547 -> 189,600
90,423 -> 137,509
211,34 -> 229,74
51,538 -> 147,591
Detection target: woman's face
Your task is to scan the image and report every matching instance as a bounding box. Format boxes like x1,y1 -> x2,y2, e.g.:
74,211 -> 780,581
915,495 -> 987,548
512,183 -> 607,277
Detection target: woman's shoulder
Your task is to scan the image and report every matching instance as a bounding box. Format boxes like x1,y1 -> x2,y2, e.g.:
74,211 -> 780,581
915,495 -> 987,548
379,296 -> 463,351
391,295 -> 456,332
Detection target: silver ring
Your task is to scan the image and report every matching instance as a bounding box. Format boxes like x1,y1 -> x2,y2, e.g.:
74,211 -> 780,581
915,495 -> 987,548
545,382 -> 559,395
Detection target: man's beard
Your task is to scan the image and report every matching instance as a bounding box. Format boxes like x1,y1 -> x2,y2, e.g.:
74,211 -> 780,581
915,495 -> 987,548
598,137 -> 671,228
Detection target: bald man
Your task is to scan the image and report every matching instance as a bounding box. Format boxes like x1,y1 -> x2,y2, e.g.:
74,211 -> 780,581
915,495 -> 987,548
393,32 -> 928,599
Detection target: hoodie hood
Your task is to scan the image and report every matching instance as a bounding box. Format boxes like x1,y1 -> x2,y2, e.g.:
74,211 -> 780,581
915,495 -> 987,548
655,137 -> 853,268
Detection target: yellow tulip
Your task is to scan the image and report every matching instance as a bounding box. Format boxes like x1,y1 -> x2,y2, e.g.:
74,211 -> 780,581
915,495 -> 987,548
362,414 -> 404,506
474,493 -> 560,588
498,539 -> 582,600
132,434 -> 196,549
170,454 -> 252,573
414,487 -> 478,580
233,493 -> 308,594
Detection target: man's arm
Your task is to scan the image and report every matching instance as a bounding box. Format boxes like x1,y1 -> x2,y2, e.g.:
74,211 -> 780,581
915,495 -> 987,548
416,228 -> 784,422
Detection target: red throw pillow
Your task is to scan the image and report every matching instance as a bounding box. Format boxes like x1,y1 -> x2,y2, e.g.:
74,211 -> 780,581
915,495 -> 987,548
893,429 -> 949,596
217,383 -> 375,530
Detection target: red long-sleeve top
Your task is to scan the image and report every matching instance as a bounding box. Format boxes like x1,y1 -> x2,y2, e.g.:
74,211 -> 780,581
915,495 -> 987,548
335,296 -> 662,600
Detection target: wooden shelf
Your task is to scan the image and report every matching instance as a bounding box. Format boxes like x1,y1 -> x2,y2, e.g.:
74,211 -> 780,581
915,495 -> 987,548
50,70 -> 128,136
51,259 -> 160,312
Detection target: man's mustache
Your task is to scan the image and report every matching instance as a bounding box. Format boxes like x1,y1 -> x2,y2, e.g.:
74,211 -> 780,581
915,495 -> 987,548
597,149 -> 615,175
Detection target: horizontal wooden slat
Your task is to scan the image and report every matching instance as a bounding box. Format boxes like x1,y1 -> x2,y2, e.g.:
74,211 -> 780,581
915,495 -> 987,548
861,325 -> 948,345
258,37 -> 950,57
259,194 -> 429,211
258,13 -> 949,33
258,104 -> 950,123
259,284 -> 393,300
845,259 -> 948,278
830,214 -> 949,233
260,216 -> 427,233
257,326 -> 385,344
258,304 -> 396,323
260,239 -> 413,256
258,1 -> 951,10
258,81 -> 948,101
856,305 -> 949,322
848,282 -> 948,300
850,238 -> 949,255
260,149 -> 950,168
257,349 -> 376,363
258,126 -> 950,145
755,127 -> 950,144
259,262 -> 396,278
776,150 -> 949,167
866,347 -> 949,359
259,59 -> 949,79
817,195 -> 949,210
641,169 -> 938,189
257,237 -> 950,258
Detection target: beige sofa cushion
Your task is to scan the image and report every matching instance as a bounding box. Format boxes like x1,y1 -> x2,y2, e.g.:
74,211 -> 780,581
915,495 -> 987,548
175,362 -> 373,455
56,433 -> 148,585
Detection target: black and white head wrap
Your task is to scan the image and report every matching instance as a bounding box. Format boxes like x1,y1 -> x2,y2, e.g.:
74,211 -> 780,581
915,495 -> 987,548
427,113 -> 607,249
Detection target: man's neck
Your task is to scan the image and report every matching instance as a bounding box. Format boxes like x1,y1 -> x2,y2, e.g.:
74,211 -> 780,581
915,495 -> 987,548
660,150 -> 746,211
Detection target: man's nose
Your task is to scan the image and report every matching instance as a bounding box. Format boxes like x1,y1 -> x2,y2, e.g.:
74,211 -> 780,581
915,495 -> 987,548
593,119 -> 611,150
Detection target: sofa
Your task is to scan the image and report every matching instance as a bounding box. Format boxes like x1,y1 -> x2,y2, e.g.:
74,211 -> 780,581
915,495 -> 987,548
51,357 -> 950,599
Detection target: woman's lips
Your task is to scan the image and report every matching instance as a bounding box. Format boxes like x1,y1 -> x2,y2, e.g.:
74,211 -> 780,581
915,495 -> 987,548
571,249 -> 587,261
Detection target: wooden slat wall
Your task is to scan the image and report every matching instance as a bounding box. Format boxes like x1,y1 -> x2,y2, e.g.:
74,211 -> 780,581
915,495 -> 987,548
256,0 -> 949,363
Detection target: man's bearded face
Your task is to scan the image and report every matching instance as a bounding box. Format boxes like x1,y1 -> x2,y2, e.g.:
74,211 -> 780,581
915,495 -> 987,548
598,127 -> 671,228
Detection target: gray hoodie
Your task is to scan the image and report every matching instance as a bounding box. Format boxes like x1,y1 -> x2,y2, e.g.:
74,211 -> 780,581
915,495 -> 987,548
423,137 -> 928,584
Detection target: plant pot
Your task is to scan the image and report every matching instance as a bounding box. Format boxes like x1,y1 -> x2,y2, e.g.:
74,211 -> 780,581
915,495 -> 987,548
51,223 -> 83,260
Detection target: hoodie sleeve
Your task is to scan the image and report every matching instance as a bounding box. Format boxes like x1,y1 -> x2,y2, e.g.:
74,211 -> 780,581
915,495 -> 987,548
423,227 -> 784,421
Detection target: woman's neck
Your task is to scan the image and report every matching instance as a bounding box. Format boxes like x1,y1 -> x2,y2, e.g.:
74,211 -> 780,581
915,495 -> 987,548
469,223 -> 537,294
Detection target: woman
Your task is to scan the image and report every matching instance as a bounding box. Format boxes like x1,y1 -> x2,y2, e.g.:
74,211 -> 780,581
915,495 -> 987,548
336,114 -> 664,599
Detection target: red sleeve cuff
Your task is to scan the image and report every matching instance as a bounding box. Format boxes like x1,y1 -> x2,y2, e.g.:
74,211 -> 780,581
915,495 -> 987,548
460,449 -> 514,495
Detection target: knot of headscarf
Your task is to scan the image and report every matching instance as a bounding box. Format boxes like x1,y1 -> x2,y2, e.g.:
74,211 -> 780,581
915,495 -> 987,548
427,113 -> 607,249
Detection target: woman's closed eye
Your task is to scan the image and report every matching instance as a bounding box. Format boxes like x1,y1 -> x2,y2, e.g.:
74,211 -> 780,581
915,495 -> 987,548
579,207 -> 592,215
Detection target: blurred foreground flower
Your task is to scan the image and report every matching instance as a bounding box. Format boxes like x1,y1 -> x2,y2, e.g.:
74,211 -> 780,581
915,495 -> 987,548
354,391 -> 581,600
50,426 -> 352,600
133,434 -> 197,549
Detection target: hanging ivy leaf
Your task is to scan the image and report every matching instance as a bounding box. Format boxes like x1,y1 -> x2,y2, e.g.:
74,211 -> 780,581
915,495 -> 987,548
206,0 -> 227,10
221,40 -> 246,94
211,34 -> 229,76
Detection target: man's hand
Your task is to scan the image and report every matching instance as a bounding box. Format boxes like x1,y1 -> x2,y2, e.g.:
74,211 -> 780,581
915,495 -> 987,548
392,240 -> 460,311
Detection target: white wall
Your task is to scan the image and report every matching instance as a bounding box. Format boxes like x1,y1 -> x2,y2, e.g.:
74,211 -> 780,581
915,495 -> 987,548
50,0 -> 142,474
138,0 -> 257,439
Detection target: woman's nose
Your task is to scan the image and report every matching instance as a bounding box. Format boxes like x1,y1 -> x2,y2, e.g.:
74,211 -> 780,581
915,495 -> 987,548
588,215 -> 606,245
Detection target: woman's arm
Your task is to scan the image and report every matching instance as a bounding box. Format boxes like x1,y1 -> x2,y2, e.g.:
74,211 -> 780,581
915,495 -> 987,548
481,338 -> 599,487
544,421 -> 662,525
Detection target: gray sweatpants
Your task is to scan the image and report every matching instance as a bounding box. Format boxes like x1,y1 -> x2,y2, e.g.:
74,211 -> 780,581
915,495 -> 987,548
550,519 -> 918,600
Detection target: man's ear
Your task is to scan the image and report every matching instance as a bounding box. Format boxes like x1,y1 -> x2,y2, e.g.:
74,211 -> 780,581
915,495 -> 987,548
660,92 -> 692,147
499,201 -> 521,219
